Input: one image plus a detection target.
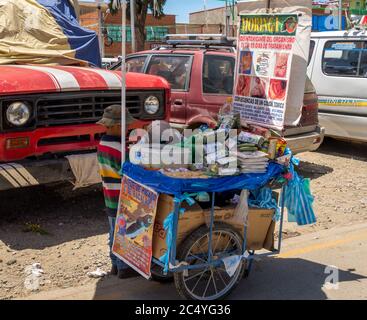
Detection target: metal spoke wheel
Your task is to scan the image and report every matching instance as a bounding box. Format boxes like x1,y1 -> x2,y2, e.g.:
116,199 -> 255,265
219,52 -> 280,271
174,222 -> 246,300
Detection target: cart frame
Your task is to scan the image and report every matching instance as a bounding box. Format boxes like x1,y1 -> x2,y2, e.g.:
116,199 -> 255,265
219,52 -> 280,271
151,185 -> 287,276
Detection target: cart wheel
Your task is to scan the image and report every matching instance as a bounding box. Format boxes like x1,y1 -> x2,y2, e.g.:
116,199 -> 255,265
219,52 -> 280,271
150,263 -> 174,283
174,222 -> 245,300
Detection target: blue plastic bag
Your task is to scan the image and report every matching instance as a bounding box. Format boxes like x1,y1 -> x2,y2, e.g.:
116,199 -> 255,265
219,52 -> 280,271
283,164 -> 316,226
248,187 -> 280,221
159,193 -> 196,273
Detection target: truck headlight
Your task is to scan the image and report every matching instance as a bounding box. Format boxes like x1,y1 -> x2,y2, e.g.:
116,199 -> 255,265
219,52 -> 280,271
6,102 -> 31,126
144,96 -> 160,115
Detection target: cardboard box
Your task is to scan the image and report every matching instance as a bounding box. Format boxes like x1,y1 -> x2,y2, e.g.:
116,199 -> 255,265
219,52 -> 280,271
152,194 -> 275,260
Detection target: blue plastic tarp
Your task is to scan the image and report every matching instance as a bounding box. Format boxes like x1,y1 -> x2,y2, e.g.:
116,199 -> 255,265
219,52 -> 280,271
37,0 -> 101,67
0,0 -> 101,67
122,162 -> 284,196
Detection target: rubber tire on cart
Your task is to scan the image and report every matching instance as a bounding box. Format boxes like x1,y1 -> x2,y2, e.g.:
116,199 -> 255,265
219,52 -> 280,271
150,263 -> 174,283
174,222 -> 246,300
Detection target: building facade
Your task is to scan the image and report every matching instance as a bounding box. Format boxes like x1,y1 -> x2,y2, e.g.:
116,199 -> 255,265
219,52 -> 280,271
189,4 -> 237,36
79,2 -> 176,57
189,0 -> 362,33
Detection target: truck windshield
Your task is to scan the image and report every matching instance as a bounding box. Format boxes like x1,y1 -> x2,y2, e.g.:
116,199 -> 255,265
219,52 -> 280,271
146,56 -> 191,90
126,56 -> 147,72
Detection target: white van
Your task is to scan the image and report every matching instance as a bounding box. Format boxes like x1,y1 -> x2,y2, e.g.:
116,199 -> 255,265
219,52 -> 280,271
101,57 -> 119,69
308,30 -> 367,142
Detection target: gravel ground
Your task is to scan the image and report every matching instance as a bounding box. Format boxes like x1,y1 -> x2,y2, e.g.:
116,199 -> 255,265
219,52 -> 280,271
285,138 -> 367,236
0,138 -> 366,299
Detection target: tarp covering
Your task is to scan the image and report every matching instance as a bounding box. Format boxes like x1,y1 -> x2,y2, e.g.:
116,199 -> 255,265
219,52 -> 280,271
122,162 -> 284,197
0,0 -> 101,67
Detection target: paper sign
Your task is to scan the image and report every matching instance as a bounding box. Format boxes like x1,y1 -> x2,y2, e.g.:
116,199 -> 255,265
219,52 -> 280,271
112,175 -> 158,279
233,13 -> 299,130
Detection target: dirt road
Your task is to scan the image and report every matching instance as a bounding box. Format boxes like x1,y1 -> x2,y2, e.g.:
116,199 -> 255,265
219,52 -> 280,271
1,138 -> 367,299
24,222 -> 367,300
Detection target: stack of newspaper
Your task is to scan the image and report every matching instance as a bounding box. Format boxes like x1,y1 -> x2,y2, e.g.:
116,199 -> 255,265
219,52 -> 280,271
231,150 -> 269,174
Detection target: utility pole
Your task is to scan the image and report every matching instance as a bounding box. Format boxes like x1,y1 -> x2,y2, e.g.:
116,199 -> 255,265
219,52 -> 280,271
97,0 -> 105,58
121,0 -> 127,162
225,0 -> 228,36
204,0 -> 208,30
266,0 -> 271,11
338,0 -> 343,30
230,0 -> 235,37
130,0 -> 136,53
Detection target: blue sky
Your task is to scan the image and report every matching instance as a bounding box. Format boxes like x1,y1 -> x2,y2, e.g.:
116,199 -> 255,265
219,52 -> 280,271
164,0 -> 224,23
81,0 -> 225,23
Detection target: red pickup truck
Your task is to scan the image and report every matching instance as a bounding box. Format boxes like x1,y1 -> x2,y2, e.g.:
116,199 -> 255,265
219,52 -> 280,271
0,65 -> 170,191
112,36 -> 324,154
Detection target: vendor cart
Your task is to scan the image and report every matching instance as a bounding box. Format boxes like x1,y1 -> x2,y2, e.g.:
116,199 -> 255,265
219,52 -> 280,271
116,161 -> 288,300
113,0 -> 315,301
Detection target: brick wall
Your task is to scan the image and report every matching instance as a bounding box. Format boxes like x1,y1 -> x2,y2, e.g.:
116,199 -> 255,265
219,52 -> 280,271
175,23 -> 225,34
104,11 -> 175,26
190,7 -> 227,25
80,3 -> 176,57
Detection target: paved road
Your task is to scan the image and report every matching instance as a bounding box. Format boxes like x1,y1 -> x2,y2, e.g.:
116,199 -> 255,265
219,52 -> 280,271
25,222 -> 367,300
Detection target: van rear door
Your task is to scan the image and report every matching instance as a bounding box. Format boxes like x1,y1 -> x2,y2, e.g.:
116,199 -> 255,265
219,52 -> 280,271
310,38 -> 367,116
309,37 -> 367,141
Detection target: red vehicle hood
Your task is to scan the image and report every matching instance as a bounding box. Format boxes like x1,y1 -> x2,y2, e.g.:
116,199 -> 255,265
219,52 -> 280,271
0,65 -> 169,95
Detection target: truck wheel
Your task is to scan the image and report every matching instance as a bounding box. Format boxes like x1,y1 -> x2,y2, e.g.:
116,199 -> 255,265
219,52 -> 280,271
174,222 -> 245,300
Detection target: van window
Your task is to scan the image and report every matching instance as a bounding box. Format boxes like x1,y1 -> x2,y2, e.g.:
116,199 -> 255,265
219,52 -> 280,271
101,62 -> 111,69
308,40 -> 315,65
146,55 -> 191,90
203,55 -> 235,94
322,41 -> 367,77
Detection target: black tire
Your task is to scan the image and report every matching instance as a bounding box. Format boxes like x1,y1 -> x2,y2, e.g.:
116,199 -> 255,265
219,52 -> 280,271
150,262 -> 174,283
174,222 -> 246,300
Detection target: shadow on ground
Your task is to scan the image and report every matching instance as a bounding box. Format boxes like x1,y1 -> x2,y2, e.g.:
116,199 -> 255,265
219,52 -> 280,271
297,160 -> 334,180
0,182 -> 107,250
91,257 -> 366,300
316,137 -> 367,161
232,257 -> 366,300
294,137 -> 367,180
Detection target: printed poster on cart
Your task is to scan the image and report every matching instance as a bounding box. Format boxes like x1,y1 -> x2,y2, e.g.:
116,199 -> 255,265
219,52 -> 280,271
233,13 -> 299,130
112,175 -> 158,279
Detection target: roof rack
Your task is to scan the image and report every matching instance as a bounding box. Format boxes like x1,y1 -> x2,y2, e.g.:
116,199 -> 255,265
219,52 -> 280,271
151,45 -> 236,53
164,34 -> 236,48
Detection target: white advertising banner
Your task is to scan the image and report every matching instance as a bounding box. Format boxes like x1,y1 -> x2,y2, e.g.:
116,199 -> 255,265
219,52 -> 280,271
234,0 -> 312,129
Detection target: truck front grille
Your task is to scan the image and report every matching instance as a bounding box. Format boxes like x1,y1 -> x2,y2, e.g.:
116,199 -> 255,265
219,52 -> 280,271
36,91 -> 142,126
0,90 -> 165,131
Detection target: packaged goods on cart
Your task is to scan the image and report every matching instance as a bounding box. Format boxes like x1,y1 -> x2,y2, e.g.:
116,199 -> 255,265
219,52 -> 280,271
235,151 -> 269,174
128,100 -> 290,178
248,125 -> 272,139
131,143 -> 192,169
217,97 -> 241,131
238,131 -> 265,147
